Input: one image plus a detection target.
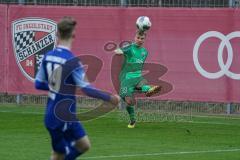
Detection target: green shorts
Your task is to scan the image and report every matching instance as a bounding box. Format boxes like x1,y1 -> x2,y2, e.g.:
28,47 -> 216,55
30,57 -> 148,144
119,77 -> 147,98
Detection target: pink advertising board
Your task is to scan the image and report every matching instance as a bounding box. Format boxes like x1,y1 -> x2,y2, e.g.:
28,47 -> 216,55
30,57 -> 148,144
0,5 -> 7,93
3,5 -> 240,102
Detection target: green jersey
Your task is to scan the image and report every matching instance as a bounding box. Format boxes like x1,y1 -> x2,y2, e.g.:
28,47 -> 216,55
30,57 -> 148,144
119,43 -> 148,81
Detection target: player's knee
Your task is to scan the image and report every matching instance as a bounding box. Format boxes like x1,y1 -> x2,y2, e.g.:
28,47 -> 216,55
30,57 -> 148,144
75,136 -> 91,153
82,142 -> 91,153
82,140 -> 91,153
76,141 -> 91,153
124,97 -> 136,106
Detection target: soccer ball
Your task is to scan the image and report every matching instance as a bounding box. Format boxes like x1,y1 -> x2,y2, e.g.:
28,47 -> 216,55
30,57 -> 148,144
136,16 -> 152,31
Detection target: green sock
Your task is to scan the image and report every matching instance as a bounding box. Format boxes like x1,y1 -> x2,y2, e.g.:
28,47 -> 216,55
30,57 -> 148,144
141,85 -> 151,92
126,105 -> 135,121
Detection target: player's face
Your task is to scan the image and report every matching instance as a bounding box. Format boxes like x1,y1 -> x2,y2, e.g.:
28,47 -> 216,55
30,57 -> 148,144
134,34 -> 146,47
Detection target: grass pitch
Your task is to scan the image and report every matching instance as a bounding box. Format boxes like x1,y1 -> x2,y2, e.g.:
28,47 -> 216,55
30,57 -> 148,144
0,104 -> 240,160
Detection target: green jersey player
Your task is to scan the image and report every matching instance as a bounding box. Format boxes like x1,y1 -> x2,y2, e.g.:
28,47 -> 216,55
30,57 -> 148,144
114,30 -> 161,128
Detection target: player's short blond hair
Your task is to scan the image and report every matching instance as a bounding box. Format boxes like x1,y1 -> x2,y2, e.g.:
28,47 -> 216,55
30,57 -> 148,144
57,17 -> 77,40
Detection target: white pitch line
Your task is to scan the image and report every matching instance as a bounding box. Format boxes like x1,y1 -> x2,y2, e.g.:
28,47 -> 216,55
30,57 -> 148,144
81,148 -> 240,159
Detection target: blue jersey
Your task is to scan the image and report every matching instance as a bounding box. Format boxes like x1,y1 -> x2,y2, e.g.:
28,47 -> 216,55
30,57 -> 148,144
35,46 -> 111,129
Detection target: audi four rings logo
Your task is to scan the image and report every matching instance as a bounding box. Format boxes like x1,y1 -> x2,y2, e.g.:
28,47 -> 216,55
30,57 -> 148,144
193,31 -> 240,80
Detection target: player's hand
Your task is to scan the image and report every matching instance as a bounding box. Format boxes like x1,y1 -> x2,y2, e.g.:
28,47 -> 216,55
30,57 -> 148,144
114,48 -> 123,55
109,95 -> 120,106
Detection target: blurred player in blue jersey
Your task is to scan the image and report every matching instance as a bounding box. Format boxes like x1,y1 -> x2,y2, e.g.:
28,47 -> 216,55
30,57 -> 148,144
35,17 -> 120,160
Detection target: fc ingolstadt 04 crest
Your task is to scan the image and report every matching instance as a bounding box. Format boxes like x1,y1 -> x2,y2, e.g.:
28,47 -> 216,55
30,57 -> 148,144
12,17 -> 57,81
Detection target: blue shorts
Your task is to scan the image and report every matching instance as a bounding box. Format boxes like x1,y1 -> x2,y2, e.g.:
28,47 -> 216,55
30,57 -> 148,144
47,122 -> 86,154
